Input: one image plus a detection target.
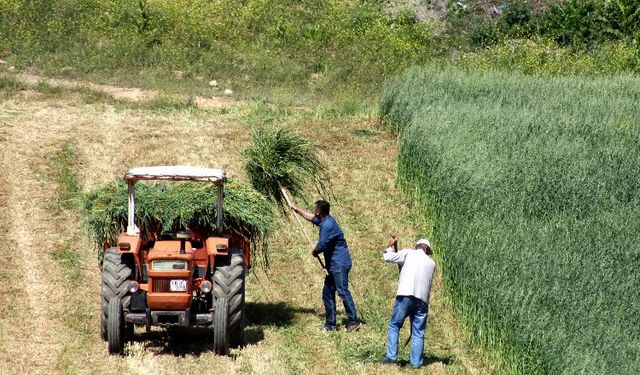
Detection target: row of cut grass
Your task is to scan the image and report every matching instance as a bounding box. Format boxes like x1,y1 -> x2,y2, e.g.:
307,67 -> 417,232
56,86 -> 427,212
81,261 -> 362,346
380,67 -> 640,374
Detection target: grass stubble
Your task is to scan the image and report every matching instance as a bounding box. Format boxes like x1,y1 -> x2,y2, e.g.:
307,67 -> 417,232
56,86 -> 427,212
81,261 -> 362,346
0,74 -> 497,374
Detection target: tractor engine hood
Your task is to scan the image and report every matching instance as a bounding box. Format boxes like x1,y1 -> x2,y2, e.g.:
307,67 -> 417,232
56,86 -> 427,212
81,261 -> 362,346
146,241 -> 194,310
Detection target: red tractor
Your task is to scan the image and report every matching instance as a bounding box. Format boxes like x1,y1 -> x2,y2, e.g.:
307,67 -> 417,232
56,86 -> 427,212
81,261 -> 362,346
100,166 -> 248,355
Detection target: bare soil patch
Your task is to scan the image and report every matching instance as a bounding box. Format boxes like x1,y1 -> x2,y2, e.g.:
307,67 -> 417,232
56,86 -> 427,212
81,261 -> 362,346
17,73 -> 235,109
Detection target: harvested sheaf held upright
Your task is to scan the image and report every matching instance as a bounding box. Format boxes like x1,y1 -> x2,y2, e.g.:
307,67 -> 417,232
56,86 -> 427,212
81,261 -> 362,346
243,128 -> 333,273
244,128 -> 331,208
82,179 -> 275,267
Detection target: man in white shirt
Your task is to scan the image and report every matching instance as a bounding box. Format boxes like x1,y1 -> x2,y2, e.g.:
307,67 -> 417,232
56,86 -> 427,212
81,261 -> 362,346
380,236 -> 436,369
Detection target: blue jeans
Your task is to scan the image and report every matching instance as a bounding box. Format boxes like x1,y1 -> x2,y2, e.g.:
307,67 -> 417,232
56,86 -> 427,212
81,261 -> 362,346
386,295 -> 429,368
322,265 -> 358,329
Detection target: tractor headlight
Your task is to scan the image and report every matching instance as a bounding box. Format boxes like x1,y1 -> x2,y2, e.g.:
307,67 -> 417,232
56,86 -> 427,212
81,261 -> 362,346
200,280 -> 212,294
128,281 -> 140,293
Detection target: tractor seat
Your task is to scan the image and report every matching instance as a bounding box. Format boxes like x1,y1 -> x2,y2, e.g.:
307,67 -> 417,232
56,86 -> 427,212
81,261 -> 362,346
159,231 -> 191,240
158,231 -> 203,248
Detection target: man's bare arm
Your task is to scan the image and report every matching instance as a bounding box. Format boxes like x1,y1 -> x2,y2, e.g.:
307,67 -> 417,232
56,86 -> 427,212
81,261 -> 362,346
290,205 -> 315,222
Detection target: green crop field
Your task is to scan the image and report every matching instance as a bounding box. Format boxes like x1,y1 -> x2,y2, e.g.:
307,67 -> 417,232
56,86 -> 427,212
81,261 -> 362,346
381,67 -> 640,375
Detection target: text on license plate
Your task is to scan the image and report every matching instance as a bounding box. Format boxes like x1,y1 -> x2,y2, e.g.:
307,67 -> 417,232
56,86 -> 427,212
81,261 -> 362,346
170,279 -> 187,292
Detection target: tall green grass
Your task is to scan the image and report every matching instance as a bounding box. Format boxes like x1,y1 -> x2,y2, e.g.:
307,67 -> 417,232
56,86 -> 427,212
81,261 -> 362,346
456,38 -> 640,77
380,67 -> 640,374
0,0 -> 437,100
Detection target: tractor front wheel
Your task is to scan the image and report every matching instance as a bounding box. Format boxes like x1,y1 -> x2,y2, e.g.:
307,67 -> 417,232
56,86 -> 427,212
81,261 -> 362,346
107,297 -> 126,355
213,297 -> 229,355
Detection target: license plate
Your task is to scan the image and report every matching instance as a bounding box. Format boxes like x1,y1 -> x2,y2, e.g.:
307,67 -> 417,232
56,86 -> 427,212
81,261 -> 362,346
170,279 -> 187,292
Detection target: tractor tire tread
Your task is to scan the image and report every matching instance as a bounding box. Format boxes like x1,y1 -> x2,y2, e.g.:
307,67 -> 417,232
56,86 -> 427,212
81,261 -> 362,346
101,247 -> 133,341
107,296 -> 125,355
212,249 -> 245,347
213,297 -> 229,355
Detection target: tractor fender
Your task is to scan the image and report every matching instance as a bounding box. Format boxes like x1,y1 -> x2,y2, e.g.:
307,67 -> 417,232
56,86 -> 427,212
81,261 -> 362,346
116,234 -> 141,255
205,236 -> 229,256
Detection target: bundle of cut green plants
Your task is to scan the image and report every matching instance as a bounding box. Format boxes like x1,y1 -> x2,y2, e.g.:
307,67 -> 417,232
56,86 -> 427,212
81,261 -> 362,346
244,128 -> 331,208
83,179 -> 275,266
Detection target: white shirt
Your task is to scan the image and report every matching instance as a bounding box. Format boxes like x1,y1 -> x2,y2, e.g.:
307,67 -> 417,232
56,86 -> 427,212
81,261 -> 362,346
383,247 -> 436,303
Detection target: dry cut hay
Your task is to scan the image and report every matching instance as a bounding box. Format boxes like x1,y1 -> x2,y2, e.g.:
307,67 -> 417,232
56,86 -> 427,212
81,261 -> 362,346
244,128 -> 331,208
82,179 -> 275,267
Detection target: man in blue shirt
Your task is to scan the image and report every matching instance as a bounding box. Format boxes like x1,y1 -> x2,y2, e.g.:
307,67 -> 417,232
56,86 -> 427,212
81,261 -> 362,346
290,200 -> 360,332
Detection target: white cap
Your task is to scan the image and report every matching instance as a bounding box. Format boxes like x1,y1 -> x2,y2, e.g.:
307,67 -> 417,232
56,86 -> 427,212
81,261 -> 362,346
416,238 -> 431,248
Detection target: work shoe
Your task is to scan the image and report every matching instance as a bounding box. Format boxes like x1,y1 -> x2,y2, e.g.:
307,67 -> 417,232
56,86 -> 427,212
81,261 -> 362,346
322,325 -> 337,332
378,358 -> 397,366
345,321 -> 361,332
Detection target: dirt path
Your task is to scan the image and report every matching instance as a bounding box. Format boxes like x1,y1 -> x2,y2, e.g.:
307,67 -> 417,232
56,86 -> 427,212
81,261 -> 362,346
17,73 -> 236,109
0,109 -> 25,374
0,102 -> 71,373
0,99 -> 143,374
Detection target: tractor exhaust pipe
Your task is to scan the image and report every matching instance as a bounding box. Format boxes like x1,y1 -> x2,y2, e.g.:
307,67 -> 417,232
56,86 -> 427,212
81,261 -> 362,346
216,184 -> 224,235
127,180 -> 138,235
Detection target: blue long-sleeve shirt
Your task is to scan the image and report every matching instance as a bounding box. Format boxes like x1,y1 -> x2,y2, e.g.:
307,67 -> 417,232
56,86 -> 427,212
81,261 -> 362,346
311,215 -> 352,271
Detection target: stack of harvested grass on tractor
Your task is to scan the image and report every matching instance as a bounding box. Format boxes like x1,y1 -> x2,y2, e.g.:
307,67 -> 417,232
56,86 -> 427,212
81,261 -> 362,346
83,166 -> 274,355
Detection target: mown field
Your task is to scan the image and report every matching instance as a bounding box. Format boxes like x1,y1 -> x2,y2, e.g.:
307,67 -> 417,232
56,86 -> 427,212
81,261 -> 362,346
380,67 -> 640,375
0,73 -> 498,374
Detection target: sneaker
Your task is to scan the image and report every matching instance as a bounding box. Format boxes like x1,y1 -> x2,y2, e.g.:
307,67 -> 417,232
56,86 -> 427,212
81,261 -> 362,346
379,358 -> 397,366
346,321 -> 361,332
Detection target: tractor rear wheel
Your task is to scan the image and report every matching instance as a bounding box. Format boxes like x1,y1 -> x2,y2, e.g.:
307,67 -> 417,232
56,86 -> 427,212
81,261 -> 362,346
213,249 -> 246,348
213,297 -> 229,355
101,247 -> 134,341
107,296 -> 126,355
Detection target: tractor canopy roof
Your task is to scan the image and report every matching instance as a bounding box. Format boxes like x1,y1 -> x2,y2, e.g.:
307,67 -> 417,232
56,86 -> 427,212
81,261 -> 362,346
125,166 -> 226,185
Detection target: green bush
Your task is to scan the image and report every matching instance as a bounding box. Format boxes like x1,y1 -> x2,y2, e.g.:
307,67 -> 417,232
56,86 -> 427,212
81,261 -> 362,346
539,0 -> 640,45
460,0 -> 640,48
456,38 -> 640,76
380,67 -> 640,374
496,0 -> 535,37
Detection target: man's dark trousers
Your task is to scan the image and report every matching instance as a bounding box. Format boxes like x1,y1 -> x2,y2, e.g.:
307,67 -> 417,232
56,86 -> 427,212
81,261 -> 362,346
322,265 -> 357,330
